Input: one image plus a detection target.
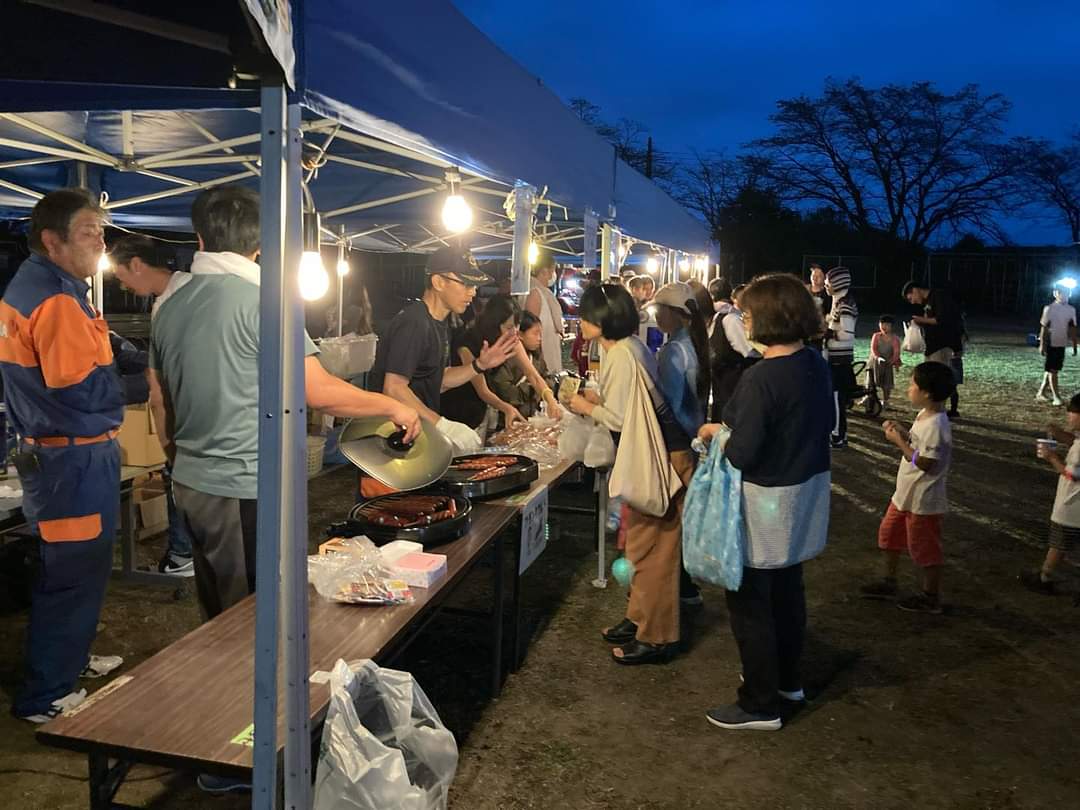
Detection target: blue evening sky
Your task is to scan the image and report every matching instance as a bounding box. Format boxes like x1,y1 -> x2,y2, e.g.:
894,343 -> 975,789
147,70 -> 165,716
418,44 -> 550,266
455,0 -> 1080,245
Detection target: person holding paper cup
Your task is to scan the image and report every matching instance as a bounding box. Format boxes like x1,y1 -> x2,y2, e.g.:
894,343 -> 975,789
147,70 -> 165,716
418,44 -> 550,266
1021,397 -> 1080,594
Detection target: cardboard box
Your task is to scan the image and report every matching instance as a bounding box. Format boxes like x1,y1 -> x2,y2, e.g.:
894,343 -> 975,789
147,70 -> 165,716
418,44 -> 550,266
118,404 -> 166,467
134,481 -> 168,536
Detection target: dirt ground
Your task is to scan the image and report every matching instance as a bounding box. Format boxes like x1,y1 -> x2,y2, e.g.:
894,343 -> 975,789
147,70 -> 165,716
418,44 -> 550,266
2,326 -> 1079,809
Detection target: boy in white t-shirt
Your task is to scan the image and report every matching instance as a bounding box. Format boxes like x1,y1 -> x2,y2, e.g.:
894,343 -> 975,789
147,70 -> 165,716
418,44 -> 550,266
1036,287 -> 1077,406
1021,394 -> 1080,599
860,362 -> 956,614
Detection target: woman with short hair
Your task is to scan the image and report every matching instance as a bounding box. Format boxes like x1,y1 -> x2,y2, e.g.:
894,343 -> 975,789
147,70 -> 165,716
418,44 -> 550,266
698,273 -> 832,731
568,284 -> 693,665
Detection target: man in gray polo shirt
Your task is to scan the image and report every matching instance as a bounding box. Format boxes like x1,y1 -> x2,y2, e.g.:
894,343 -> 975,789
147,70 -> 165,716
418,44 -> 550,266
151,185 -> 420,620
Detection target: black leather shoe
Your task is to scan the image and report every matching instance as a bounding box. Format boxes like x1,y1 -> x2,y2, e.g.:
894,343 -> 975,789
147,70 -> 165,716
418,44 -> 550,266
612,639 -> 679,666
601,618 -> 638,644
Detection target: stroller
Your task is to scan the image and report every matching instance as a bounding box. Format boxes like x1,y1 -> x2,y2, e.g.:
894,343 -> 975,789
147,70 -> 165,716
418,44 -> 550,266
846,360 -> 883,417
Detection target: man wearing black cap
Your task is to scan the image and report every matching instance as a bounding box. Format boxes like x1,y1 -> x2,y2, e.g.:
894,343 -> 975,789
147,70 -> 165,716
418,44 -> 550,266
368,246 -> 518,455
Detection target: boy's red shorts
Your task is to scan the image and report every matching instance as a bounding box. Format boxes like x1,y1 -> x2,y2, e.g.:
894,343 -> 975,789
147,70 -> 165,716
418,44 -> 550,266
878,502 -> 944,567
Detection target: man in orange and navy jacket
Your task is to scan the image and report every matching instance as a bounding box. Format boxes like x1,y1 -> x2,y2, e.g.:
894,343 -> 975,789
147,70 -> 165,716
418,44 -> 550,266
0,188 -> 126,723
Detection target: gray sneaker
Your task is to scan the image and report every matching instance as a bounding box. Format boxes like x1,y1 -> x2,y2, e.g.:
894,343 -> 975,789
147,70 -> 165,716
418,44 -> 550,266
158,554 -> 195,578
705,704 -> 782,731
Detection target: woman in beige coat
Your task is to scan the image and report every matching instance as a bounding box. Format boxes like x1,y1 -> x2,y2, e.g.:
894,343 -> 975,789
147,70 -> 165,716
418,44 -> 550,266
569,284 -> 694,665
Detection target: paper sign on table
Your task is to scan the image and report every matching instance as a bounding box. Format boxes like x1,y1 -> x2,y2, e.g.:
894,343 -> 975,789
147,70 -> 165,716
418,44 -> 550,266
518,486 -> 549,575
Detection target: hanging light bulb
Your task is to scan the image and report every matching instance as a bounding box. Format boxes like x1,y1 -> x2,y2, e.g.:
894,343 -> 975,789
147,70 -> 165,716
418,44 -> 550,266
299,250 -> 329,300
441,167 -> 473,234
528,241 -> 540,266
337,257 -> 350,277
694,255 -> 708,273
97,253 -> 111,272
442,194 -> 473,233
678,256 -> 690,275
645,257 -> 659,275
299,211 -> 329,300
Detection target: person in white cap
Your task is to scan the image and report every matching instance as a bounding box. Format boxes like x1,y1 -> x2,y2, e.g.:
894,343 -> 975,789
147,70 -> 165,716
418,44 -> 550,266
824,266 -> 858,448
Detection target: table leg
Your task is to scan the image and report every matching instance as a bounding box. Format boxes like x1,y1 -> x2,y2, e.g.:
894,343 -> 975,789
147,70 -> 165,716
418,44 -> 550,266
491,533 -> 505,698
510,515 -> 524,672
88,751 -> 131,810
592,468 -> 609,589
119,484 -> 136,577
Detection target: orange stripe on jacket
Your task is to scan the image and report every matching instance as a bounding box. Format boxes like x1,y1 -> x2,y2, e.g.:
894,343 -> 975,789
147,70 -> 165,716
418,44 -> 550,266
39,513 -> 103,542
28,294 -> 114,390
0,300 -> 38,367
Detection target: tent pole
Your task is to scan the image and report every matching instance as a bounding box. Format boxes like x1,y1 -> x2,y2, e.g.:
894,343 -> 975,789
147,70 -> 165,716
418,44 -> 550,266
281,102 -> 312,810
253,82 -> 287,810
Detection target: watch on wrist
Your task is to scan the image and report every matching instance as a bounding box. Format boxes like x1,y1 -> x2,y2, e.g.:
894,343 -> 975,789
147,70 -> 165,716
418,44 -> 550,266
472,358 -> 484,374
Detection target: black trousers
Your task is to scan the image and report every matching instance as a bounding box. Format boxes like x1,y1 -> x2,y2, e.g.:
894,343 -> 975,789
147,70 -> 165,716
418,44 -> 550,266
829,360 -> 855,441
725,564 -> 806,716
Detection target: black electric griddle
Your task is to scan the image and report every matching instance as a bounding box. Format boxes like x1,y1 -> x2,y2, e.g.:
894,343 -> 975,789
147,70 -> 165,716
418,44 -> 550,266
438,453 -> 539,500
327,493 -> 472,547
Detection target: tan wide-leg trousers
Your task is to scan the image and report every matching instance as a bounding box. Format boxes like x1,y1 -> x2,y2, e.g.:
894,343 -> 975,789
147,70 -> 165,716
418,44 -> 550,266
623,450 -> 696,644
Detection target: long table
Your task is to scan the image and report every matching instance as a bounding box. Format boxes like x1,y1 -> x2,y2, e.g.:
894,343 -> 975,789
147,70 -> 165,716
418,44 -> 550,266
37,503 -> 518,810
0,465 -> 171,585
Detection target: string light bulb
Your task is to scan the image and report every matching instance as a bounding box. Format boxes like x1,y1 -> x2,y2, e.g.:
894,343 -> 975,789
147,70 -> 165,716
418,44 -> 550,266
442,167 -> 473,233
441,194 -> 473,233
337,257 -> 350,277
694,255 -> 708,273
678,257 -> 690,275
299,250 -> 329,301
528,241 -> 540,266
645,257 -> 659,275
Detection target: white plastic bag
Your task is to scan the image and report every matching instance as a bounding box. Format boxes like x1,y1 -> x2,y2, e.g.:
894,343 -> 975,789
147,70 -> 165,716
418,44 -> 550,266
901,321 -> 925,354
557,414 -> 592,463
313,659 -> 458,810
583,424 -> 615,468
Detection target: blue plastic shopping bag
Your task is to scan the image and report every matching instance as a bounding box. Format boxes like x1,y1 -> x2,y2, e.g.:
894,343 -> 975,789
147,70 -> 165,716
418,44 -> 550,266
682,428 -> 745,590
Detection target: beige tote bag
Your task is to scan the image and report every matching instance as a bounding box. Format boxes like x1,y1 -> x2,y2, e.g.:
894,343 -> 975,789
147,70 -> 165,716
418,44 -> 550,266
608,358 -> 683,517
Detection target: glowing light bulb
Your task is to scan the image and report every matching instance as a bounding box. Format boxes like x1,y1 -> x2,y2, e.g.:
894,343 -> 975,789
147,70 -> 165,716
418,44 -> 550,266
694,255 -> 708,273
97,253 -> 111,272
1055,276 -> 1077,290
678,257 -> 690,274
528,241 -> 540,265
441,194 -> 473,233
298,251 -> 329,301
645,257 -> 659,275
337,258 -> 350,277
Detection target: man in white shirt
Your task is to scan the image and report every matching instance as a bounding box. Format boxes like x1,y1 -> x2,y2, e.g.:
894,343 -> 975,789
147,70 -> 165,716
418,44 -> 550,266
1037,286 -> 1077,406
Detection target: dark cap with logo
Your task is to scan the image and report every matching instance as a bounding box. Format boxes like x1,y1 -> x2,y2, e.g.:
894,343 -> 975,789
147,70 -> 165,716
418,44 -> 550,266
426,246 -> 491,286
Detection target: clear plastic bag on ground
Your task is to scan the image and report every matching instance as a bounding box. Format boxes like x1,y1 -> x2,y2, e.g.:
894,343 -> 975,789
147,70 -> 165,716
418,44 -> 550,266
313,659 -> 458,810
308,537 -> 414,605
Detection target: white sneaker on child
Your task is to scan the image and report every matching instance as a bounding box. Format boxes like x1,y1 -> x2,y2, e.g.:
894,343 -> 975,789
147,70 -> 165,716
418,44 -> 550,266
1052,397 -> 1063,406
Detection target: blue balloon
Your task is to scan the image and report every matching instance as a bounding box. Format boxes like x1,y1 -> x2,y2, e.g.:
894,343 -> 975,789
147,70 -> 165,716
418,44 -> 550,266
611,556 -> 635,587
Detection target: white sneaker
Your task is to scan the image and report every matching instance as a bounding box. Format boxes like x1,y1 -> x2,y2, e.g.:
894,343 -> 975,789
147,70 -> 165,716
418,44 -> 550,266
17,689 -> 87,724
1053,397 -> 1063,406
1036,393 -> 1049,402
80,654 -> 124,679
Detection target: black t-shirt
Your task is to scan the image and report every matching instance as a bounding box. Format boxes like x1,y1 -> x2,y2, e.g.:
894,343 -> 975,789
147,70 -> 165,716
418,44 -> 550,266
438,328 -> 488,428
923,289 -> 962,355
722,347 -> 832,487
367,300 -> 450,413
